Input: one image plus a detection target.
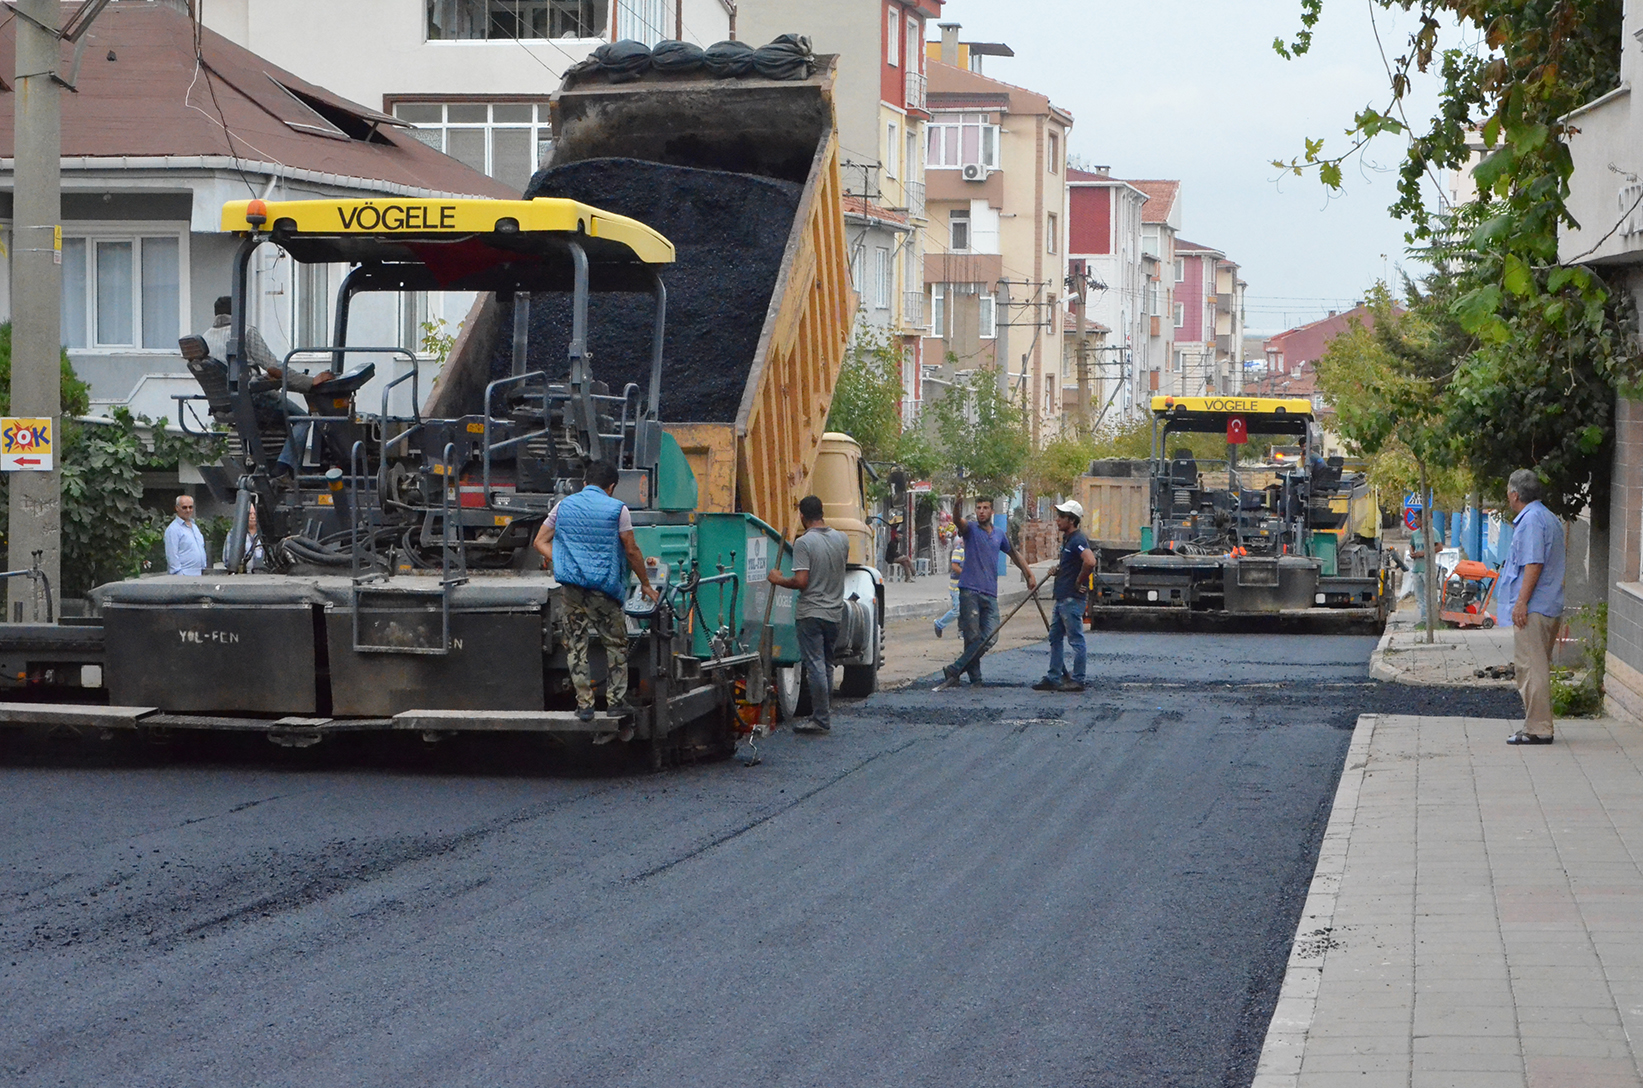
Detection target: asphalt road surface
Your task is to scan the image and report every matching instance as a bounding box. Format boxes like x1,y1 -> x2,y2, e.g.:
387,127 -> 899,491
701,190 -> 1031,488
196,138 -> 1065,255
0,631 -> 1525,1088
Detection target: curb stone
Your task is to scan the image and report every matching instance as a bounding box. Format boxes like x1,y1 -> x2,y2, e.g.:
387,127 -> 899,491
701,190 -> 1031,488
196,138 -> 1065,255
1249,712 -> 1378,1088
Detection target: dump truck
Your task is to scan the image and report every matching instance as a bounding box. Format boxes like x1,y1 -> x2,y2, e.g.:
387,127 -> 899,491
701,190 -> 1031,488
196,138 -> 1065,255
436,55 -> 880,697
1087,396 -> 1390,625
0,56 -> 879,755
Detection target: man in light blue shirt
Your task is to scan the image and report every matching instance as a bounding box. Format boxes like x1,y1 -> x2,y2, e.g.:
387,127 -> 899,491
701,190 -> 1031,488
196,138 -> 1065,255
1497,469 -> 1564,745
164,495 -> 208,576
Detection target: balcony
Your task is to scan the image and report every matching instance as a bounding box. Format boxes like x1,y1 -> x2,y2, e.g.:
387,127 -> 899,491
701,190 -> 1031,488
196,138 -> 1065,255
905,71 -> 927,113
1216,333 -> 1234,353
904,179 -> 925,221
1216,290 -> 1235,315
902,290 -> 926,330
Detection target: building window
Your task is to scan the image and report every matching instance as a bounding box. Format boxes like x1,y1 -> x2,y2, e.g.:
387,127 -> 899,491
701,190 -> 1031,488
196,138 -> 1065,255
427,1 -> 605,40
950,209 -> 971,252
885,122 -> 898,180
931,283 -> 945,336
1047,213 -> 1058,254
851,243 -> 866,299
1047,131 -> 1059,173
875,247 -> 890,310
614,0 -> 668,46
1174,257 -> 1185,282
1173,302 -> 1185,328
294,262 -> 332,348
392,100 -> 553,193
1173,350 -> 1184,372
927,113 -> 999,169
60,233 -> 183,351
906,16 -> 920,70
886,7 -> 900,66
979,293 -> 997,339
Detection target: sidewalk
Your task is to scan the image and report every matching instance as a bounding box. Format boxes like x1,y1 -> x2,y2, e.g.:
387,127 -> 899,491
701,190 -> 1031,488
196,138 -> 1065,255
1254,712 -> 1643,1088
1370,601 -> 1516,687
880,561 -> 1051,621
1258,597 -> 1643,1086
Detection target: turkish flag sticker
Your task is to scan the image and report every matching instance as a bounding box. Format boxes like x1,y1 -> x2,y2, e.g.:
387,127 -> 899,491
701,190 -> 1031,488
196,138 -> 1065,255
1227,416 -> 1248,444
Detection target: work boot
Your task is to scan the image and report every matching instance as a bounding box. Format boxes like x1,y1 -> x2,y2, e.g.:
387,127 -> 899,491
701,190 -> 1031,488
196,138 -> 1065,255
1059,679 -> 1086,693
1031,677 -> 1061,691
576,706 -> 595,723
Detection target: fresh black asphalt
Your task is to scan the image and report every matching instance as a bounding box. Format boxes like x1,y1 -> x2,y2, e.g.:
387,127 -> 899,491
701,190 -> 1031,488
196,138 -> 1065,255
0,631 -> 1525,1087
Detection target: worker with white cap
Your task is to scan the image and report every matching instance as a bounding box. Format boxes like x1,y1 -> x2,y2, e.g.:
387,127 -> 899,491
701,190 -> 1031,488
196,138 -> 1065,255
1033,499 -> 1097,693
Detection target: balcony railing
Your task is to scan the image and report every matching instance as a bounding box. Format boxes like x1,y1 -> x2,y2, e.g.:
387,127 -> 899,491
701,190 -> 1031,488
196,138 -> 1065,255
902,290 -> 926,330
906,71 -> 927,112
904,179 -> 925,221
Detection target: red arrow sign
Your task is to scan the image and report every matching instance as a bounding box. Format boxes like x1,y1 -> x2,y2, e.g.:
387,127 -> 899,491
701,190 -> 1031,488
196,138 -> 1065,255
13,458 -> 40,466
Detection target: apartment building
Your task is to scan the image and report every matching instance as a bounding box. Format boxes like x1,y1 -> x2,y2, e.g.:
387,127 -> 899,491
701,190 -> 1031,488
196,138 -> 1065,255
739,0 -> 941,420
201,0 -> 733,391
1067,166 -> 1150,420
1170,240 -> 1246,396
0,2 -> 509,421
921,24 -> 1072,443
1130,179 -> 1181,403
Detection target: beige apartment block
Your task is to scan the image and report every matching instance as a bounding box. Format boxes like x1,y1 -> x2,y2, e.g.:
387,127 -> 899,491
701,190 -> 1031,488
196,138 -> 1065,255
739,0 -> 942,420
921,24 -> 1071,444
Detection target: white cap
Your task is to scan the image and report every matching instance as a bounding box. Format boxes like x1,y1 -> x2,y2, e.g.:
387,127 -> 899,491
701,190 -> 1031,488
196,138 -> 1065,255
1054,499 -> 1084,519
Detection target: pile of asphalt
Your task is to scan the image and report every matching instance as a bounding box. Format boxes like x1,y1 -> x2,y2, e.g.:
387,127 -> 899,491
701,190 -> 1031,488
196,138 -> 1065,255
492,158 -> 803,425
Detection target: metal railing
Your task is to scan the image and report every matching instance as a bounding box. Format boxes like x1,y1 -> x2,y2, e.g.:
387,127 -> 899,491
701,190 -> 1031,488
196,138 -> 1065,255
902,290 -> 926,330
905,71 -> 927,112
904,179 -> 925,221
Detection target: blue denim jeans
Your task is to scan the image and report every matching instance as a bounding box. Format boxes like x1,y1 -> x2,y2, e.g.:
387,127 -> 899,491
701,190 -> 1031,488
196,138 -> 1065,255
1044,596 -> 1087,683
935,588 -> 959,632
947,588 -> 999,683
796,616 -> 839,727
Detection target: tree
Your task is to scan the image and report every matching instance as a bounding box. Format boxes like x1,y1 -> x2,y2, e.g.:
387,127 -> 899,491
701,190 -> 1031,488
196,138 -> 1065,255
1315,280 -> 1471,638
1025,432 -> 1102,500
0,323 -> 223,596
929,367 -> 1030,501
1277,0 -> 1641,522
827,324 -> 906,464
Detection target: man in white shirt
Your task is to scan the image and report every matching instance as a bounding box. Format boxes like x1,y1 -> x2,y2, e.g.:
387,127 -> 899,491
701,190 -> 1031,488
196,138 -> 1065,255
165,495 -> 208,575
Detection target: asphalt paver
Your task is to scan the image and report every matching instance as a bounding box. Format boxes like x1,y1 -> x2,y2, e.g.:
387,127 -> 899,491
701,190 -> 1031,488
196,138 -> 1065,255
0,632 -> 1525,1087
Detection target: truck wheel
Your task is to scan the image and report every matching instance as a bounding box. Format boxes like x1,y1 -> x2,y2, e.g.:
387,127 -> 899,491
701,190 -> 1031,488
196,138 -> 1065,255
775,664 -> 802,721
839,664 -> 877,698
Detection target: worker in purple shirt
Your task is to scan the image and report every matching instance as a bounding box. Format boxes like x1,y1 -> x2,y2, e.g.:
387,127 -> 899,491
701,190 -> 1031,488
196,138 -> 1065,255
939,496 -> 1037,687
1497,469 -> 1565,745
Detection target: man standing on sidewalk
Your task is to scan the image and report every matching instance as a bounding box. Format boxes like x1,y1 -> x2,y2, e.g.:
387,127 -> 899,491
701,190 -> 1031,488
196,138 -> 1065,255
939,496 -> 1037,687
1408,520 -> 1430,626
1034,500 -> 1096,693
1498,469 -> 1565,745
768,495 -> 848,734
164,495 -> 208,576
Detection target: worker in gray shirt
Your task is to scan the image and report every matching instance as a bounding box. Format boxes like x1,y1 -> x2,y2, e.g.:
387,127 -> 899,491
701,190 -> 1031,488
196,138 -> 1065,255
768,494 -> 848,734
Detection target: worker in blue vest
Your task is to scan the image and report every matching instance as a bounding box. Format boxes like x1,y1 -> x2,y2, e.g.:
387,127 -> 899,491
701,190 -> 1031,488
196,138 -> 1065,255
532,461 -> 658,736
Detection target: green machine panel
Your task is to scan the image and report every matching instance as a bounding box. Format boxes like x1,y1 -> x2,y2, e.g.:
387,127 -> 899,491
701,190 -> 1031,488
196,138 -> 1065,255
691,513 -> 798,665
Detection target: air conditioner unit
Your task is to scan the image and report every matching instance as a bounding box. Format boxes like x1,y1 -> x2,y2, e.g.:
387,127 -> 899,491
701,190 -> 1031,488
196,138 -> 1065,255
961,162 -> 989,182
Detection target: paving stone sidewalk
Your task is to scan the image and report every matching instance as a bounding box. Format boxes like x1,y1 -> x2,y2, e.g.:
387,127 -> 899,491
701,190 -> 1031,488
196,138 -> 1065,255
1371,602 -> 1517,688
1254,712 -> 1643,1088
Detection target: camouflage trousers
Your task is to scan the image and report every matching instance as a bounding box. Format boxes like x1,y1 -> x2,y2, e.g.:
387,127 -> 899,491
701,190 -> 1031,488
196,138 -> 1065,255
562,583 -> 630,710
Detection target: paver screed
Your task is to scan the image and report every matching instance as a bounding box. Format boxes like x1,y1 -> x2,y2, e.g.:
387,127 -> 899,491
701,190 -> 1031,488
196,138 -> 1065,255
1254,713 -> 1643,1088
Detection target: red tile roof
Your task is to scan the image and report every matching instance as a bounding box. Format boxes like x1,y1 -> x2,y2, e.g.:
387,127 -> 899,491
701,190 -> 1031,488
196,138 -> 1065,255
0,2 -> 514,198
1126,179 -> 1179,224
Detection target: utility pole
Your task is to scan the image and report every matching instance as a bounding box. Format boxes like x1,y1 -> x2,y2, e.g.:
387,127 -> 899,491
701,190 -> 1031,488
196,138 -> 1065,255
10,0 -> 64,620
1072,266 -> 1090,436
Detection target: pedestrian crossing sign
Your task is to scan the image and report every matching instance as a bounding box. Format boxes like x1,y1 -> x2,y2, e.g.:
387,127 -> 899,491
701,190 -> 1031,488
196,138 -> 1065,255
1,417 -> 53,471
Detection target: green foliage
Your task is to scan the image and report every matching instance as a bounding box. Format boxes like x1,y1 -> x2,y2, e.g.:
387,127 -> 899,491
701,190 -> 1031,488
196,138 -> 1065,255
1026,433 -> 1102,500
419,317 -> 459,364
0,321 -> 90,417
1552,599 -> 1608,715
1277,1 -> 1637,521
929,367 -> 1030,501
827,325 -> 907,464
54,410 -> 224,596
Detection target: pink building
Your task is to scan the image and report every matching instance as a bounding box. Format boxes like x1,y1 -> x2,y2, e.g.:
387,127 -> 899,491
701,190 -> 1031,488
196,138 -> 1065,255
1171,240 -> 1245,395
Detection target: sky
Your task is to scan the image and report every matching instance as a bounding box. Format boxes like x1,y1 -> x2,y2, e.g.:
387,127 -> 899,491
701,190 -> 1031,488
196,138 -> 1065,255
930,0 -> 1456,334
